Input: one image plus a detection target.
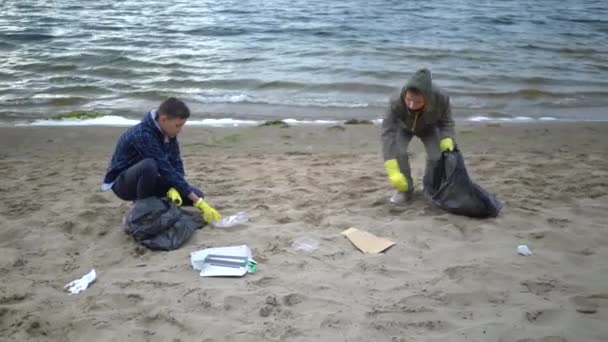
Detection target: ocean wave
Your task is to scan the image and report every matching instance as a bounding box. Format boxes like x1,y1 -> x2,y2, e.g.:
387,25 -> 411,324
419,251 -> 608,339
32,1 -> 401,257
170,27 -> 249,37
191,92 -> 373,108
454,89 -> 608,100
1,32 -> 55,42
257,80 -> 393,93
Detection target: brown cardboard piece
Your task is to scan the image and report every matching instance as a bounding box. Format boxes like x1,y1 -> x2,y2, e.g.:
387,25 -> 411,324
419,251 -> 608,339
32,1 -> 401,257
341,227 -> 395,254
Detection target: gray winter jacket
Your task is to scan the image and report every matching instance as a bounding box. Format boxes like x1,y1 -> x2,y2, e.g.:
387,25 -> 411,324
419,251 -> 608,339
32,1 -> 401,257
381,69 -> 455,160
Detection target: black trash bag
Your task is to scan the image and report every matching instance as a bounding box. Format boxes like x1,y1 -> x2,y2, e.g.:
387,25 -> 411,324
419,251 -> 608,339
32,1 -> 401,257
123,197 -> 205,251
423,149 -> 502,218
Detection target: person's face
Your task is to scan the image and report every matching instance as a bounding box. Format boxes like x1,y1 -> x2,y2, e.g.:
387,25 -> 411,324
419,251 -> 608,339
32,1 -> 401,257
158,115 -> 187,138
404,90 -> 425,111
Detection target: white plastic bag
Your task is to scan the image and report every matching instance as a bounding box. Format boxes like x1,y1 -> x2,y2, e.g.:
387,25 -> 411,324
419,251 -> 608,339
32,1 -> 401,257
517,245 -> 532,256
292,237 -> 319,253
213,211 -> 249,228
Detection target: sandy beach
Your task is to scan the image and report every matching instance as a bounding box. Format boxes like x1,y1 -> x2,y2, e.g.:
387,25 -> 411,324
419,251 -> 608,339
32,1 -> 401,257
1,122 -> 607,342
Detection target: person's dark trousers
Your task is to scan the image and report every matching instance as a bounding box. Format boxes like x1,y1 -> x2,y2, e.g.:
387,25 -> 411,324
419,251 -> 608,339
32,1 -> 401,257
112,158 -> 203,205
394,126 -> 443,194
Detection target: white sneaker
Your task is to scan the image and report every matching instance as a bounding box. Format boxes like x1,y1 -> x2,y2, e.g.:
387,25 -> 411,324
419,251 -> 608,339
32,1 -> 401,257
390,191 -> 409,206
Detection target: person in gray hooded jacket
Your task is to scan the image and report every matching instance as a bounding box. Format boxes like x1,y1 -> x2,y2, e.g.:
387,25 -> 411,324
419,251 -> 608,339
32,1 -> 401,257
381,68 -> 456,205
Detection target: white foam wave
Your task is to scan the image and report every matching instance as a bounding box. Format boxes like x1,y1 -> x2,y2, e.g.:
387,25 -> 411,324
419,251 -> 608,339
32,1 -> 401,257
187,118 -> 259,127
467,116 -> 493,122
283,118 -> 340,125
194,94 -> 252,103
466,115 -> 557,122
23,115 -> 345,127
29,115 -> 139,126
21,115 -> 570,127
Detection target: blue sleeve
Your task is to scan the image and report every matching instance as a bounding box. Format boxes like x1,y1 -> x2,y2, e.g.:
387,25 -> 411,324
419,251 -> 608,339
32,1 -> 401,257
131,131 -> 191,195
170,141 -> 185,176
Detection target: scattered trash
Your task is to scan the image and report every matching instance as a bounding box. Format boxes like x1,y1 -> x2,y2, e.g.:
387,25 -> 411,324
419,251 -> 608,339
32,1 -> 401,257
64,269 -> 97,295
292,237 -> 320,253
191,245 -> 256,277
342,227 -> 395,254
517,245 -> 533,256
213,211 -> 250,228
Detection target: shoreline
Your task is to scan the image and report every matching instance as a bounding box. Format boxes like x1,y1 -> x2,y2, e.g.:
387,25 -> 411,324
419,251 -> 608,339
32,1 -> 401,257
3,114 -> 608,129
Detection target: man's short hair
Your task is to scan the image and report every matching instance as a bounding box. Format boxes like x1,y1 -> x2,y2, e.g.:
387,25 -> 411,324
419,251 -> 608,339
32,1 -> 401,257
158,97 -> 190,119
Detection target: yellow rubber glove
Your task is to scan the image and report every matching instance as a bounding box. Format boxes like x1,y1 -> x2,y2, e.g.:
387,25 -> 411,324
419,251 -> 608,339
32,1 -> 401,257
384,159 -> 408,192
439,137 -> 455,152
166,188 -> 183,206
194,198 -> 222,223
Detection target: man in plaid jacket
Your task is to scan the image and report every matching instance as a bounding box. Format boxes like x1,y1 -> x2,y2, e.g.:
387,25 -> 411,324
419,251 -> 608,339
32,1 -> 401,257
103,97 -> 221,223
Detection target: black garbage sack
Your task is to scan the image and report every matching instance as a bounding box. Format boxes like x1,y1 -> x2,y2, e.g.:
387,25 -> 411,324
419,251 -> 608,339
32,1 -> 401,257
423,149 -> 502,218
122,197 -> 205,251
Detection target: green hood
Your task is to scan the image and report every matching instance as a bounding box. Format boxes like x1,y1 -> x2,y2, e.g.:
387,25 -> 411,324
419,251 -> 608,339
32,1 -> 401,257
402,68 -> 433,103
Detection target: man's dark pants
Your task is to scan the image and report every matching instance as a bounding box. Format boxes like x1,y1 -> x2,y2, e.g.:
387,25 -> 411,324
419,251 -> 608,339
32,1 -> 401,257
112,158 -> 203,205
395,126 -> 443,194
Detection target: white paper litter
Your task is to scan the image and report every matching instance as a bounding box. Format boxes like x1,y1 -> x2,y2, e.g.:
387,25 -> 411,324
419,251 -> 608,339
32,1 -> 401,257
64,269 -> 97,295
190,245 -> 254,277
517,245 -> 533,256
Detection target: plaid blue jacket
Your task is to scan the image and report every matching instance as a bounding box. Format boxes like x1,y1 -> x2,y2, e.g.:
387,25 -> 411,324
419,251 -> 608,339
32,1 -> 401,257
103,112 -> 191,195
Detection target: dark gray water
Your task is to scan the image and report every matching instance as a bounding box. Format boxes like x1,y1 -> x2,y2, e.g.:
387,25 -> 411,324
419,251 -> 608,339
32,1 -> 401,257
1,0 -> 608,122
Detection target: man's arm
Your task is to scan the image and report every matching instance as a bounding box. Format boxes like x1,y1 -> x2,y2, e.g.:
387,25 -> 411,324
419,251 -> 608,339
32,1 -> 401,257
131,131 -> 192,196
381,105 -> 399,161
169,142 -> 201,202
381,102 -> 409,192
437,96 -> 455,139
169,142 -> 185,176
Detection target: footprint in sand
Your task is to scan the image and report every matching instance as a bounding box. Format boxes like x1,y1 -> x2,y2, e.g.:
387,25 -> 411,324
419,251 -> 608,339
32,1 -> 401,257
248,276 -> 276,287
570,294 -> 607,314
529,231 -> 547,240
131,245 -> 148,257
0,292 -> 29,305
259,295 -> 283,318
2,200 -> 40,219
222,295 -> 248,311
275,216 -> 292,224
77,210 -> 98,221
546,217 -> 570,228
60,220 -> 75,235
517,337 -> 567,342
88,194 -> 111,204
521,278 -> 565,296
443,265 -> 477,282
577,248 -> 595,256
283,293 -> 305,306
524,308 -> 563,324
